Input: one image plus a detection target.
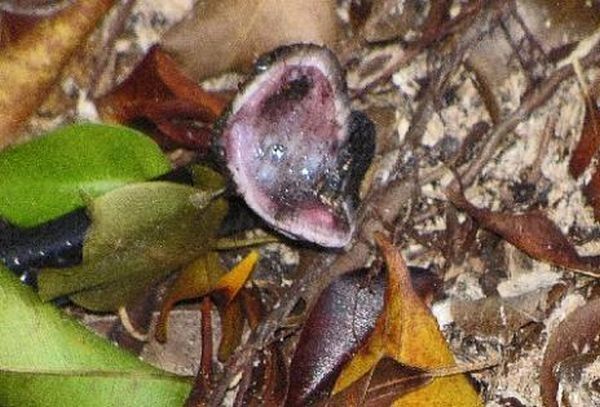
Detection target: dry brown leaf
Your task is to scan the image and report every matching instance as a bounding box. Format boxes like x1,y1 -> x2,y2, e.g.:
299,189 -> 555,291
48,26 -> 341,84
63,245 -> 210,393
451,292 -> 549,340
553,353 -> 600,407
96,45 -> 228,151
286,267 -> 386,406
569,92 -> 600,179
447,187 -> 600,276
541,298 -> 600,407
0,0 -> 115,147
332,233 -> 482,406
160,0 -> 341,81
216,297 -> 244,362
516,0 -> 600,55
358,0 -> 426,43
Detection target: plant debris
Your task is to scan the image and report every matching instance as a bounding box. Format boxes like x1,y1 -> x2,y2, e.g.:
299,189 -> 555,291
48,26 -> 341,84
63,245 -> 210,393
2,1 -> 600,406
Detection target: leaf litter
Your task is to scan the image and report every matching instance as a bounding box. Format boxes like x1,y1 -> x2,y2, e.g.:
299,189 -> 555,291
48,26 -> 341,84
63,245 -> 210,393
3,1 -> 600,406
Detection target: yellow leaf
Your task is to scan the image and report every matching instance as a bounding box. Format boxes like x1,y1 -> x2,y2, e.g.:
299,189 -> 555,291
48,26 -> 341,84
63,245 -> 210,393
155,250 -> 259,342
213,250 -> 259,304
0,0 -> 115,147
334,233 -> 482,406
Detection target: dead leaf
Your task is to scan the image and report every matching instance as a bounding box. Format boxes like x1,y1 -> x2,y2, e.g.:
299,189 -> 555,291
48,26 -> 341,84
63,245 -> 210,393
447,187 -> 600,276
358,0 -> 451,44
541,298 -> 600,407
516,0 -> 600,56
451,292 -> 547,340
160,0 -> 341,81
212,251 -> 259,305
216,298 -> 244,363
326,357 -> 433,407
236,289 -> 289,407
286,267 -> 386,406
96,45 -> 228,151
154,250 -> 258,343
569,92 -> 600,178
0,0 -> 115,147
553,352 -> 600,407
332,233 -> 482,406
239,338 -> 289,407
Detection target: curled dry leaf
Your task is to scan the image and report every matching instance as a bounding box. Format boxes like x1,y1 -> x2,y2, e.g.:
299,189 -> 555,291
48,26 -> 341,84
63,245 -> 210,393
447,187 -> 600,276
286,268 -> 386,406
568,91 -> 600,179
216,298 -> 244,363
160,0 -> 341,81
516,0 -> 600,56
332,233 -> 482,406
451,292 -> 547,340
96,46 -> 228,151
0,0 -> 115,147
541,298 -> 600,407
154,250 -> 258,343
357,0 -> 451,44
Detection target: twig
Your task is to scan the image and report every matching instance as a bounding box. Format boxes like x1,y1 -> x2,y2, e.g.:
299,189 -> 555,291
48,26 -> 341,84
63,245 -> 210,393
185,297 -> 213,407
453,43 -> 600,190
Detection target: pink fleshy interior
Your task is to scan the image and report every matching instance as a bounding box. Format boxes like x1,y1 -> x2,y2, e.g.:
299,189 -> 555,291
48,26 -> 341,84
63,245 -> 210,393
224,63 -> 351,246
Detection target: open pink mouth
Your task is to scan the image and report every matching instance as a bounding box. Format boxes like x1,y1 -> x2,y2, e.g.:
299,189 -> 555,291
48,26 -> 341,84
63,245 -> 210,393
219,45 -> 355,247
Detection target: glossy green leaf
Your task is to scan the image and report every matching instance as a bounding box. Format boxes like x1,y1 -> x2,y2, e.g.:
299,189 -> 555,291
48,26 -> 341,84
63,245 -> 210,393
0,265 -> 191,407
38,181 -> 228,311
0,123 -> 171,227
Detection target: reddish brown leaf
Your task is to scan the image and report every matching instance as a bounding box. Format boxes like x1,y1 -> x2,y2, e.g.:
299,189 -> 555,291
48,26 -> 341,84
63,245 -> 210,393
448,187 -> 600,276
569,94 -> 600,178
96,45 -> 228,151
217,298 -> 244,362
541,298 -> 600,407
408,266 -> 443,307
285,267 -> 386,406
364,358 -> 433,406
0,12 -> 39,46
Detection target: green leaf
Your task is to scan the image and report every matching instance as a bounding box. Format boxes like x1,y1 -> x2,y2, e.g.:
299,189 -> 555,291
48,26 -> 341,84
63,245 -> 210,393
38,181 -> 228,311
0,265 -> 191,407
0,123 -> 171,227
